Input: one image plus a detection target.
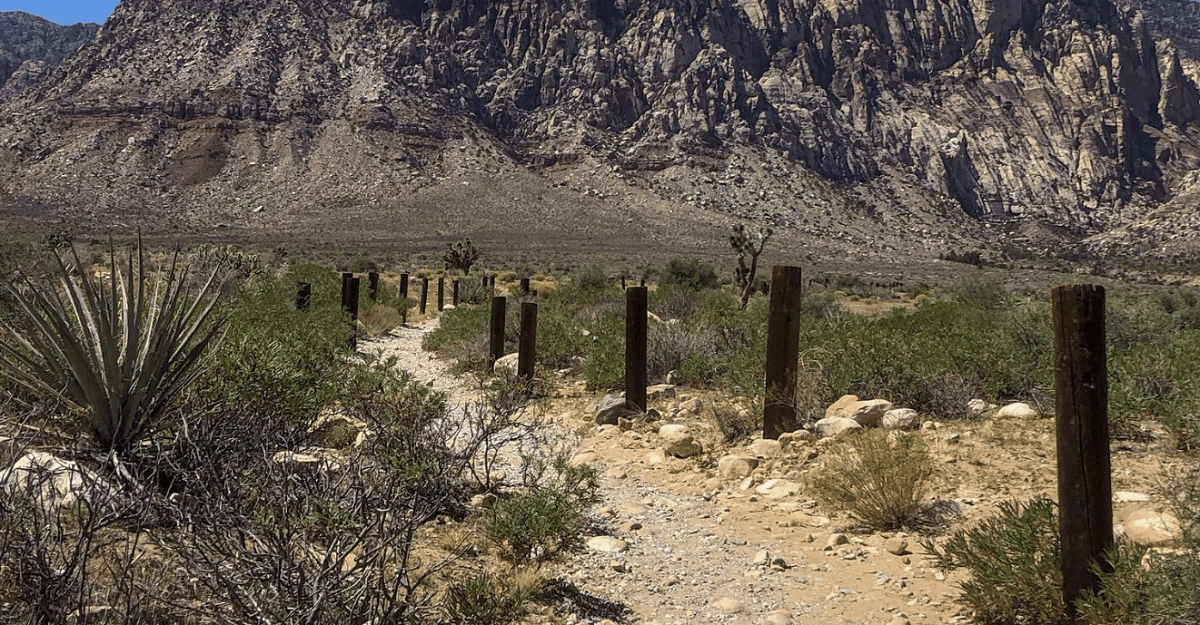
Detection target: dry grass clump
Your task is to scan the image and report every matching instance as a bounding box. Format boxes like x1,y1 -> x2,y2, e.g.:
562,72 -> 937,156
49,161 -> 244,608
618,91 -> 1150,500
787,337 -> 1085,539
808,429 -> 934,530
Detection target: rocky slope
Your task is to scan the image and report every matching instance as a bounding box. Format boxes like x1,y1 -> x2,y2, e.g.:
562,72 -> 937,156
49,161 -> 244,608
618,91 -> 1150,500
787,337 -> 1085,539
0,12 -> 98,101
0,0 -> 1198,262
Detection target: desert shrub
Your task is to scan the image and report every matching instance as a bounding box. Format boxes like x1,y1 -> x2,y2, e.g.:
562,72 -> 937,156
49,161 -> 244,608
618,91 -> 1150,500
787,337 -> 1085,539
808,429 -> 933,530
801,289 -> 842,320
488,487 -> 586,564
924,498 -> 1066,625
194,263 -> 349,440
358,302 -> 403,338
661,258 -> 719,290
443,571 -> 535,624
569,265 -> 610,294
647,323 -> 717,385
952,273 -> 1007,311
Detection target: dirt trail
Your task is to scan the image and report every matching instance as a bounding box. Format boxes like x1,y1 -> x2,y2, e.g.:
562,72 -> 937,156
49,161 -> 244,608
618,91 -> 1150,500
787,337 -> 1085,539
360,319 -> 1184,625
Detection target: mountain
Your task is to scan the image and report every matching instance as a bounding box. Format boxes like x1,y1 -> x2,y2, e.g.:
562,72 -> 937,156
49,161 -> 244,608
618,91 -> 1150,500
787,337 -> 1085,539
0,12 -> 98,100
0,0 -> 1198,265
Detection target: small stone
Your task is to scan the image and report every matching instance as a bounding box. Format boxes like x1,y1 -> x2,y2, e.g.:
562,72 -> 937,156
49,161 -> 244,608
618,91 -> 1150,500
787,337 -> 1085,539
995,402 -> 1039,420
885,537 -> 911,556
586,536 -> 629,553
749,438 -> 784,458
710,598 -> 745,614
753,549 -> 771,565
825,533 -> 849,550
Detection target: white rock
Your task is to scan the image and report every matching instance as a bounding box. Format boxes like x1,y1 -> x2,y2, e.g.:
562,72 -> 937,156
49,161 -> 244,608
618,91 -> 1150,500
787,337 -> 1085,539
755,479 -> 801,499
586,536 -> 629,553
885,537 -> 911,555
995,402 -> 1039,419
1119,509 -> 1182,547
659,424 -> 704,458
882,408 -> 920,430
1114,491 -> 1152,503
749,438 -> 783,458
814,416 -> 862,438
846,399 -> 893,426
967,399 -> 998,419
718,455 -> 759,480
710,598 -> 745,614
0,452 -> 115,511
825,394 -> 860,419
492,352 -> 519,375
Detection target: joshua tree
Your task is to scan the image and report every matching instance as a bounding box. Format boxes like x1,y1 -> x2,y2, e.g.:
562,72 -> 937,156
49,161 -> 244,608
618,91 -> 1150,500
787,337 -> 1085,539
443,238 -> 480,275
730,224 -> 772,310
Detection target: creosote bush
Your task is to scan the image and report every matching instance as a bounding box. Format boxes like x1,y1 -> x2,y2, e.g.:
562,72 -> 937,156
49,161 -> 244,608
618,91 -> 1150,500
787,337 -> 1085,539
808,429 -> 933,530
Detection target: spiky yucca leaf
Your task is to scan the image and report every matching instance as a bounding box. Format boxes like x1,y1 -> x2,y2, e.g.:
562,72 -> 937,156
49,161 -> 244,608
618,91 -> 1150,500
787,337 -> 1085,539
0,239 -> 225,451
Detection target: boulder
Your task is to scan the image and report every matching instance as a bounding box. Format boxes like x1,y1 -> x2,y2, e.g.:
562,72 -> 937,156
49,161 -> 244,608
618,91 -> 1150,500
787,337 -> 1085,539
967,399 -> 998,419
659,424 -> 703,458
1118,509 -> 1183,547
846,399 -> 893,426
825,394 -> 860,419
814,416 -> 862,438
308,411 -> 364,448
881,408 -> 920,430
493,352 -> 519,375
995,402 -> 1039,419
647,384 -> 677,400
748,438 -> 783,458
0,451 -> 116,511
595,393 -> 637,425
718,455 -> 759,480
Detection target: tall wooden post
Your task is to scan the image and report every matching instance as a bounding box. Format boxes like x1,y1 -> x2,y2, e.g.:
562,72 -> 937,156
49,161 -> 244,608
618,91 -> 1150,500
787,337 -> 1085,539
419,278 -> 429,314
518,301 -> 538,384
340,272 -> 352,313
399,273 -> 410,299
490,296 -> 507,368
625,286 -> 648,413
368,271 -> 380,301
1053,284 -> 1113,617
764,266 -> 803,439
296,282 -> 311,310
347,277 -> 361,350
453,280 -> 460,306
520,277 -> 531,295
437,277 -> 445,312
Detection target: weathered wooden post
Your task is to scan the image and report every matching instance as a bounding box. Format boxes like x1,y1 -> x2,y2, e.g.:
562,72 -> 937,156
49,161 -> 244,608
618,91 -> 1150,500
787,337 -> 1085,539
764,265 -> 803,439
419,278 -> 429,314
621,276 -> 627,290
520,277 -> 531,295
453,280 -> 460,306
490,276 -> 496,289
296,282 -> 311,310
368,271 -> 380,301
518,301 -> 538,384
490,296 -> 507,368
340,272 -> 352,312
347,277 -> 361,350
437,277 -> 445,312
1053,284 -> 1113,618
399,272 -> 410,299
625,286 -> 648,413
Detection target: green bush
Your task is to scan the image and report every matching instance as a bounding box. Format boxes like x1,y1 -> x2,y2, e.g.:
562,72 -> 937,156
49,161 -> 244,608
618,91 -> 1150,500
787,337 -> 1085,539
808,429 -> 933,530
952,274 -> 1007,311
487,487 -> 586,563
924,498 -> 1065,624
443,572 -> 531,624
661,258 -> 720,290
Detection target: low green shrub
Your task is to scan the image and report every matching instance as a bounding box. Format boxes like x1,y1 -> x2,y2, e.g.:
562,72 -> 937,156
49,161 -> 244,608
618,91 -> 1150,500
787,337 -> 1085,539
487,487 -> 586,564
443,571 -> 534,625
808,429 -> 933,530
661,258 -> 719,290
923,498 -> 1065,624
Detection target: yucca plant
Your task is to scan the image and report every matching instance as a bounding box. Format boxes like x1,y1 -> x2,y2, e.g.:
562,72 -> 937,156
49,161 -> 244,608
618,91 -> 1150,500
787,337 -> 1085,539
0,238 -> 225,451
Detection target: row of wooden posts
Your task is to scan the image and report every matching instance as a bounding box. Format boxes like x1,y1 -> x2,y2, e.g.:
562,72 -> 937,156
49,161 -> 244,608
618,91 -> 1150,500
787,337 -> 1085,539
297,265 -> 1112,617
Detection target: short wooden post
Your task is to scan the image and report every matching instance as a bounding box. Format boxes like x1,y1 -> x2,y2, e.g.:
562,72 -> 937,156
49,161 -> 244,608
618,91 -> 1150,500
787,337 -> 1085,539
621,276 -> 627,290
625,286 -> 648,413
764,266 -> 803,439
437,277 -> 445,312
482,274 -> 489,289
399,273 -> 410,299
518,301 -> 538,384
520,277 -> 531,295
1053,284 -> 1113,617
490,296 -> 507,368
296,282 -> 311,310
453,280 -> 460,306
368,271 -> 380,301
490,276 -> 496,288
640,278 -> 646,287
419,278 -> 429,314
347,277 -> 360,350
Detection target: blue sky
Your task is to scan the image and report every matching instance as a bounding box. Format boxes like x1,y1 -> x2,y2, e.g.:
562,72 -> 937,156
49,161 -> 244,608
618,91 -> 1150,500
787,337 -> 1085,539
0,1 -> 117,25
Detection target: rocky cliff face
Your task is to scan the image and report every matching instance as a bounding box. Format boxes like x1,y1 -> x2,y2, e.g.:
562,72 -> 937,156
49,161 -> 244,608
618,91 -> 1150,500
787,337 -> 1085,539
0,12 -> 98,100
1,0 -> 1198,261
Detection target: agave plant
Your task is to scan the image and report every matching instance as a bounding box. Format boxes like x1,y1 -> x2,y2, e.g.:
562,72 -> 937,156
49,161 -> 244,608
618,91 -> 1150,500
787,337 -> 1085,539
0,239 -> 225,451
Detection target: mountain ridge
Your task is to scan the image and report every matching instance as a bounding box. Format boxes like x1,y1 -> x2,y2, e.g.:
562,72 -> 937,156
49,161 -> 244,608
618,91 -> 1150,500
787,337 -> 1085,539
0,0 -> 1198,264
